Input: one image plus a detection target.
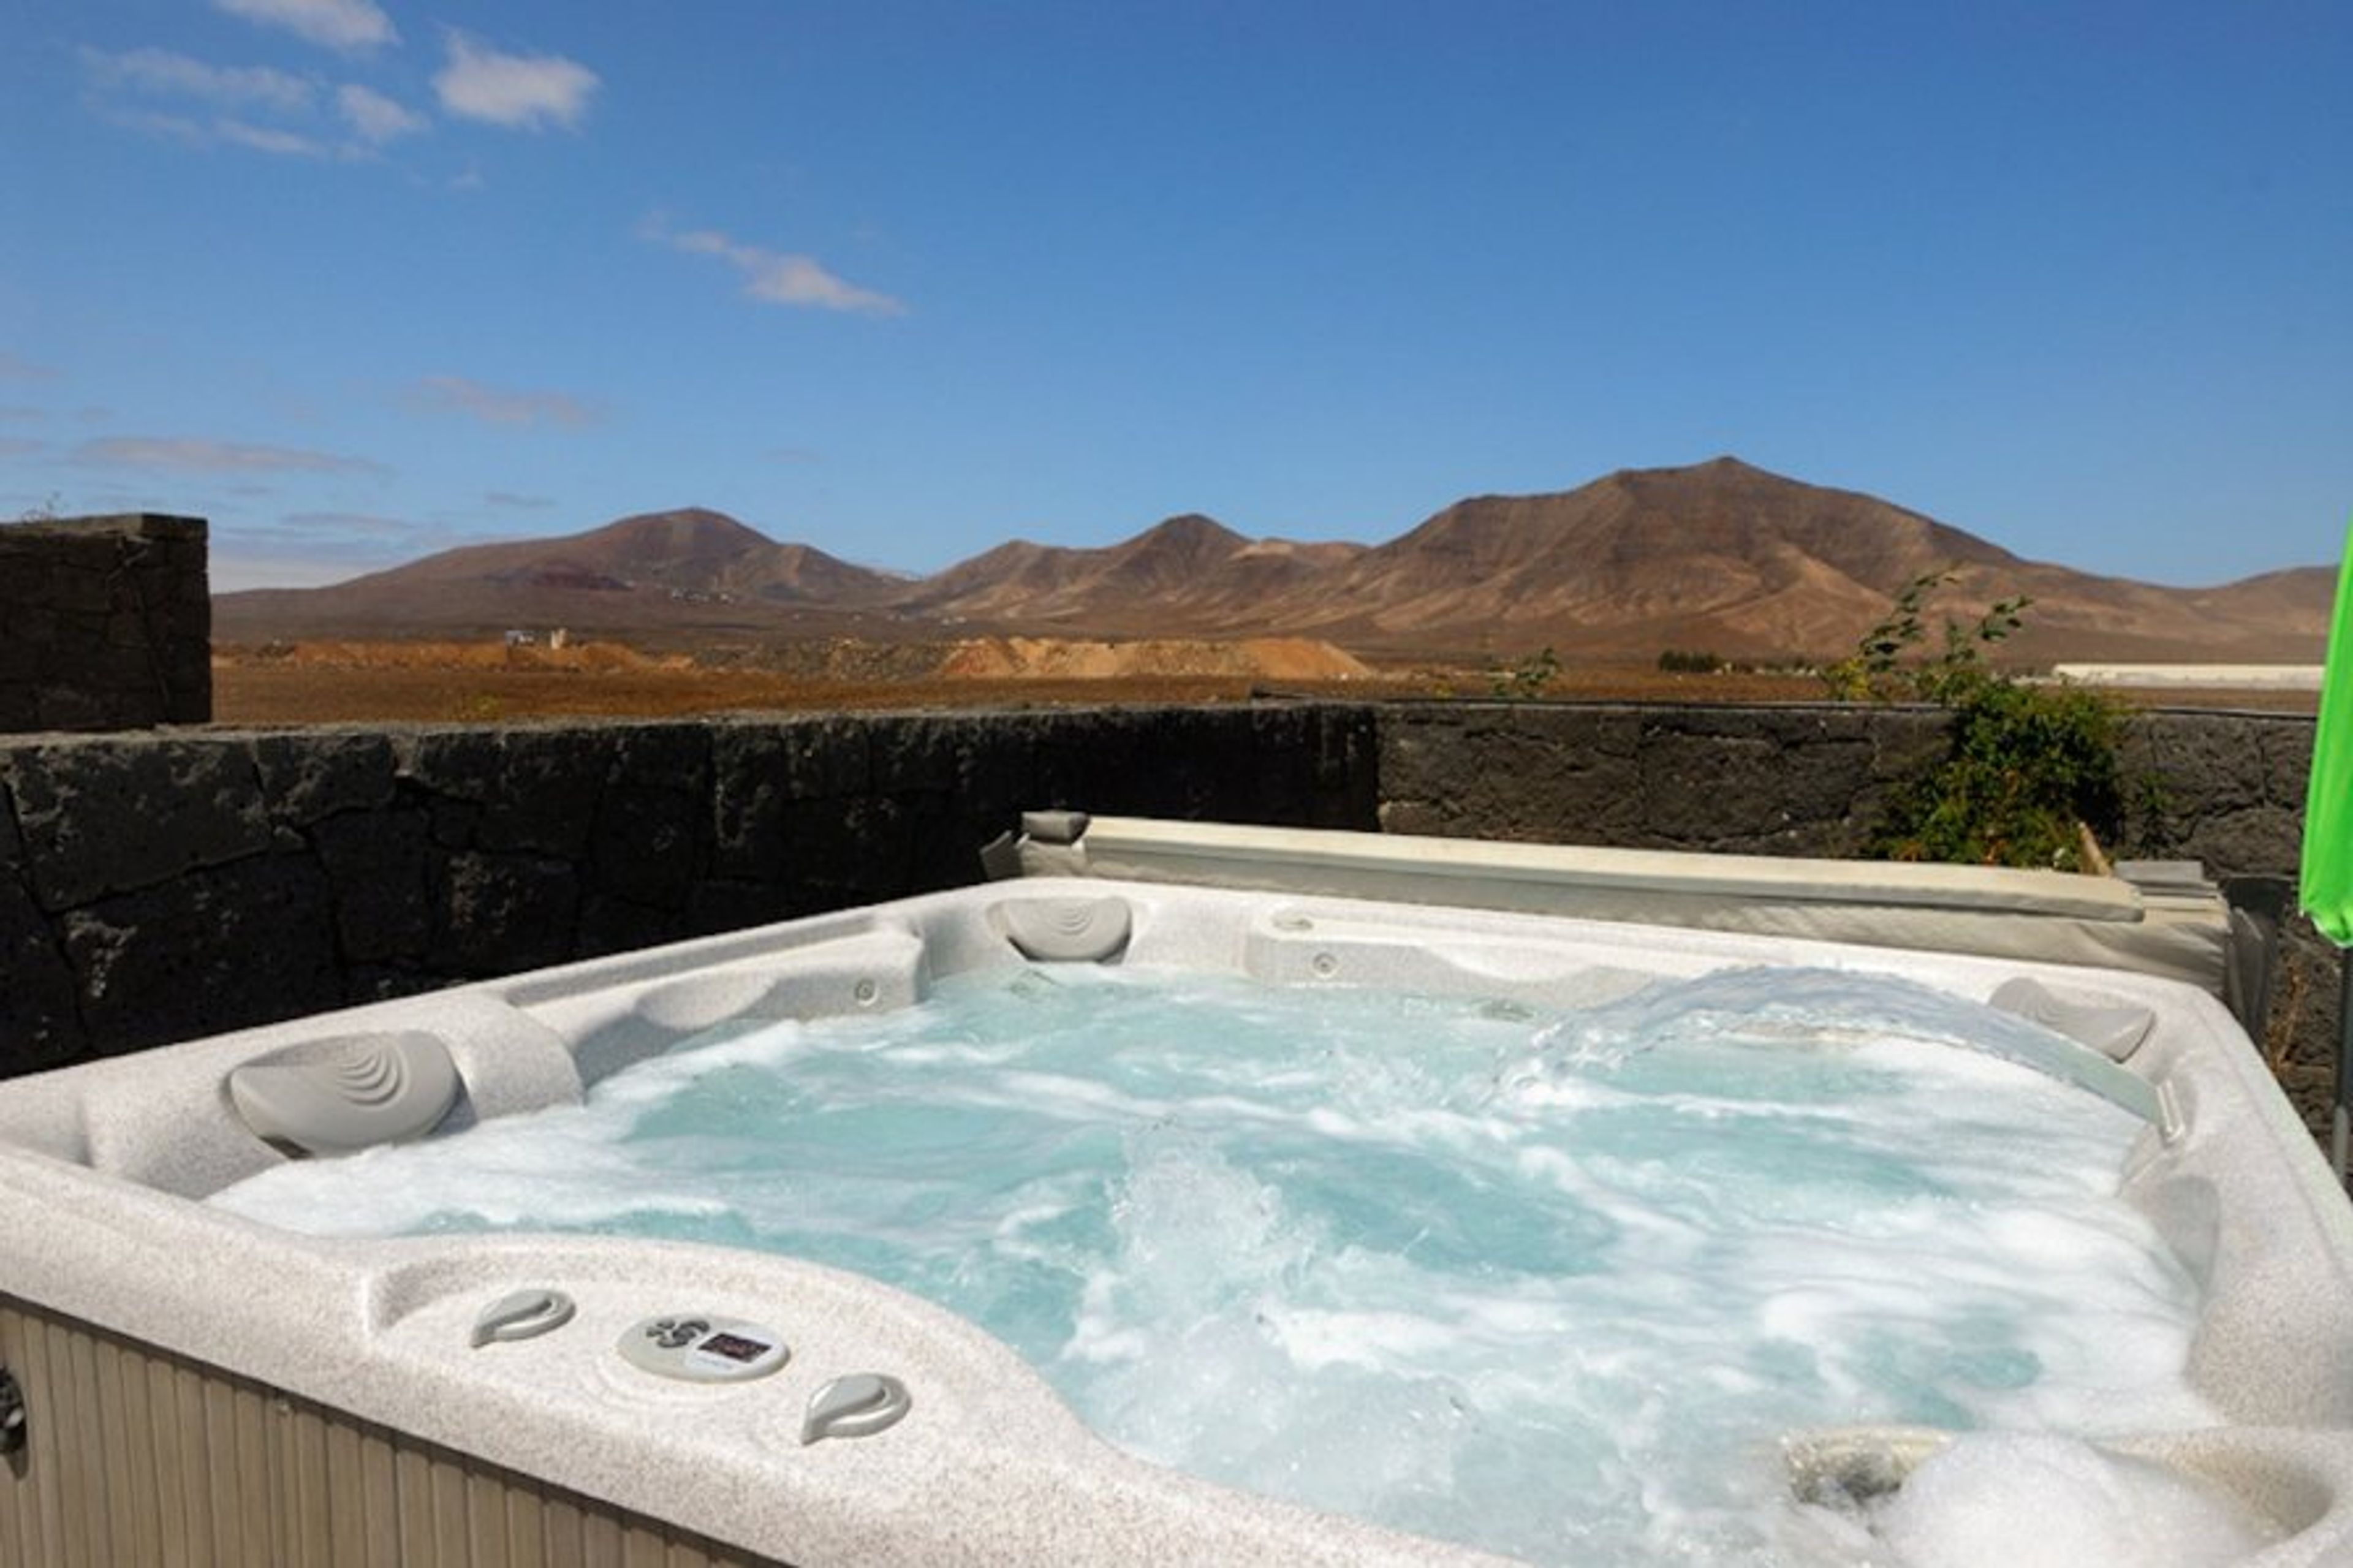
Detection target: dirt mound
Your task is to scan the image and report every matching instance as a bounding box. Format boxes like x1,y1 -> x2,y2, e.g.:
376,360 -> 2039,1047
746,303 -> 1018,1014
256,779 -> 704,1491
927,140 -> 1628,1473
938,636 -> 1370,681
214,638 -> 693,673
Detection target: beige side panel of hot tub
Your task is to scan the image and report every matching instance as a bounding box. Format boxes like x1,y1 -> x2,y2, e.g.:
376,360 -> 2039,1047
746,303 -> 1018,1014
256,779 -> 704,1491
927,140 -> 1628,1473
0,1296 -> 787,1568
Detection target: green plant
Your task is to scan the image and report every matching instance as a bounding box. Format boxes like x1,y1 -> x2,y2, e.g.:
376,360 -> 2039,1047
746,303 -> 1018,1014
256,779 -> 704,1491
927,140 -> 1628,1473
1489,645 -> 1561,699
1875,675 -> 2127,869
1825,569 -> 2129,871
1820,569 -> 2029,704
1657,648 -> 1726,674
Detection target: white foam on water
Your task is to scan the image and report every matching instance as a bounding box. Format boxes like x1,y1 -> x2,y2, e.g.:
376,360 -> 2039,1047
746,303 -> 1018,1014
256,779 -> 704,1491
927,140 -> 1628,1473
1859,1433 -> 2286,1566
210,962 -> 2225,1567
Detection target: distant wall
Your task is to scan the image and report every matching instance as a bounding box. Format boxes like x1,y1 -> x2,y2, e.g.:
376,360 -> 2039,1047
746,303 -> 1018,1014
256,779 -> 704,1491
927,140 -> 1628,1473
0,514 -> 210,732
0,700 -> 2330,1131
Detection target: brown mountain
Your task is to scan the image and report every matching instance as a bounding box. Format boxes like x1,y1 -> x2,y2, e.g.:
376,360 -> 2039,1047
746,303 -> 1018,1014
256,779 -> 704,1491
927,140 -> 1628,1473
218,507 -> 907,641
213,461 -> 2334,663
1251,457 -> 2333,661
1252,457 -> 2021,654
892,515 -> 1367,631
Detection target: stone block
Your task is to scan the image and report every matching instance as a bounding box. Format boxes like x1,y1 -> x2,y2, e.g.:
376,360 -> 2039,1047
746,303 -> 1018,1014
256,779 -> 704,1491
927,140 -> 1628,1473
1027,708 -> 1205,820
773,715 -> 875,798
1634,719 -> 1822,850
426,849 -> 580,975
865,714 -> 963,795
44,559 -> 116,616
606,723 -> 713,795
2174,805 -> 2305,887
255,731 -> 403,824
62,854 -> 340,1056
2125,716 -> 2273,816
593,779 -> 702,910
5,605 -> 58,649
0,808 -> 80,1074
0,513 -> 211,732
577,893 -> 686,960
709,727 -> 793,879
312,808 -> 431,964
5,738 -> 274,909
1303,705 -> 1382,827
1376,705 -> 1645,844
684,879 -> 800,937
32,688 -> 110,732
403,729 -> 607,856
773,793 -> 915,903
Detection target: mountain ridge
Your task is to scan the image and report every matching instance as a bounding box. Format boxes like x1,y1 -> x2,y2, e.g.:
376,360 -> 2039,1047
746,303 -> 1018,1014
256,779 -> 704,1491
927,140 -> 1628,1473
213,458 -> 2335,664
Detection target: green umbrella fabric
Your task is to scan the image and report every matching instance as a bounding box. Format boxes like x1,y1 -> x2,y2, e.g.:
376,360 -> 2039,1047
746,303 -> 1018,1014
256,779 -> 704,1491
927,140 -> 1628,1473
2303,518 -> 2353,947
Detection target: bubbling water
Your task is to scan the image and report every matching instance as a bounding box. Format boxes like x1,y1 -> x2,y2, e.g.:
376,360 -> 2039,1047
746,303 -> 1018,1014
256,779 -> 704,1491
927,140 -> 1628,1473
211,963 -> 2226,1566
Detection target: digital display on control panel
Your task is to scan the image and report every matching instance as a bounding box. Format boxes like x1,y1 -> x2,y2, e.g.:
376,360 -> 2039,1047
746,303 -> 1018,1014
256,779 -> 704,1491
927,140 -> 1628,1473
700,1331 -> 770,1363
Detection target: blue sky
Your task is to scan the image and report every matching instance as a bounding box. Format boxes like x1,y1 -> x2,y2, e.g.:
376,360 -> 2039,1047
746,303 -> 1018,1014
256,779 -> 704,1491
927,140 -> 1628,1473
3,2 -> 2347,592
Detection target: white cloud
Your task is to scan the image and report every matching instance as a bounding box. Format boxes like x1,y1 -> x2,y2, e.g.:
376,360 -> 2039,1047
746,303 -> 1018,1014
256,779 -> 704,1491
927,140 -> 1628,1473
91,105 -> 211,146
434,32 -> 599,131
83,47 -> 316,113
0,352 -> 59,382
216,118 -> 328,157
337,83 -> 427,145
91,103 -> 336,157
276,509 -> 427,538
644,219 -> 906,317
214,510 -> 506,589
407,375 -> 601,428
83,42 -> 431,161
72,436 -> 387,477
485,490 -> 556,510
212,0 -> 396,51
0,437 -> 46,458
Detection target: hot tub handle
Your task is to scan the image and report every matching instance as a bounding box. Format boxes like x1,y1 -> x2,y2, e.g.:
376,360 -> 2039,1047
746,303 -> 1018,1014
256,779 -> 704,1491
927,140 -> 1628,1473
800,1373 -> 911,1445
471,1288 -> 578,1348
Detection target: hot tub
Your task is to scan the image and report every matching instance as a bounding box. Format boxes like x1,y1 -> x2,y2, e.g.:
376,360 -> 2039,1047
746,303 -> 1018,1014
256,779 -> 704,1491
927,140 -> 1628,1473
4,875 -> 2351,1566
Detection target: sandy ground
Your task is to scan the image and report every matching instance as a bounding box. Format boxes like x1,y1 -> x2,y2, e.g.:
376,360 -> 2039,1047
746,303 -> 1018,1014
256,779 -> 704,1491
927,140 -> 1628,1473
207,637 -> 1836,724
207,637 -> 2310,726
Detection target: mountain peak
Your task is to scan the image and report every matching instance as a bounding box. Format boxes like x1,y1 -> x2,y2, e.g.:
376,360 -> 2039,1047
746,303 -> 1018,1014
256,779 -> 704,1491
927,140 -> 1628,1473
581,507 -> 776,561
1123,512 -> 1243,550
1608,455 -> 1784,489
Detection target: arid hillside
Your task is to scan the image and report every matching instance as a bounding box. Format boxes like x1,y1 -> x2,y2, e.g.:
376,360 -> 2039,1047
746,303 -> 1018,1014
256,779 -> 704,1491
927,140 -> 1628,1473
214,458 -> 2336,665
207,633 -> 1408,724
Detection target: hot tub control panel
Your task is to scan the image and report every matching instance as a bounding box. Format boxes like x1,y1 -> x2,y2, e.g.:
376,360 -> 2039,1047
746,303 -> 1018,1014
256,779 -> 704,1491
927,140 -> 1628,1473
619,1313 -> 791,1382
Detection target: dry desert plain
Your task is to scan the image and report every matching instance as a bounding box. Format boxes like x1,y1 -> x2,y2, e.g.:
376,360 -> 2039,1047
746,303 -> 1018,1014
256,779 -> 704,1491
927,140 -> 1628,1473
205,635 -> 2319,726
